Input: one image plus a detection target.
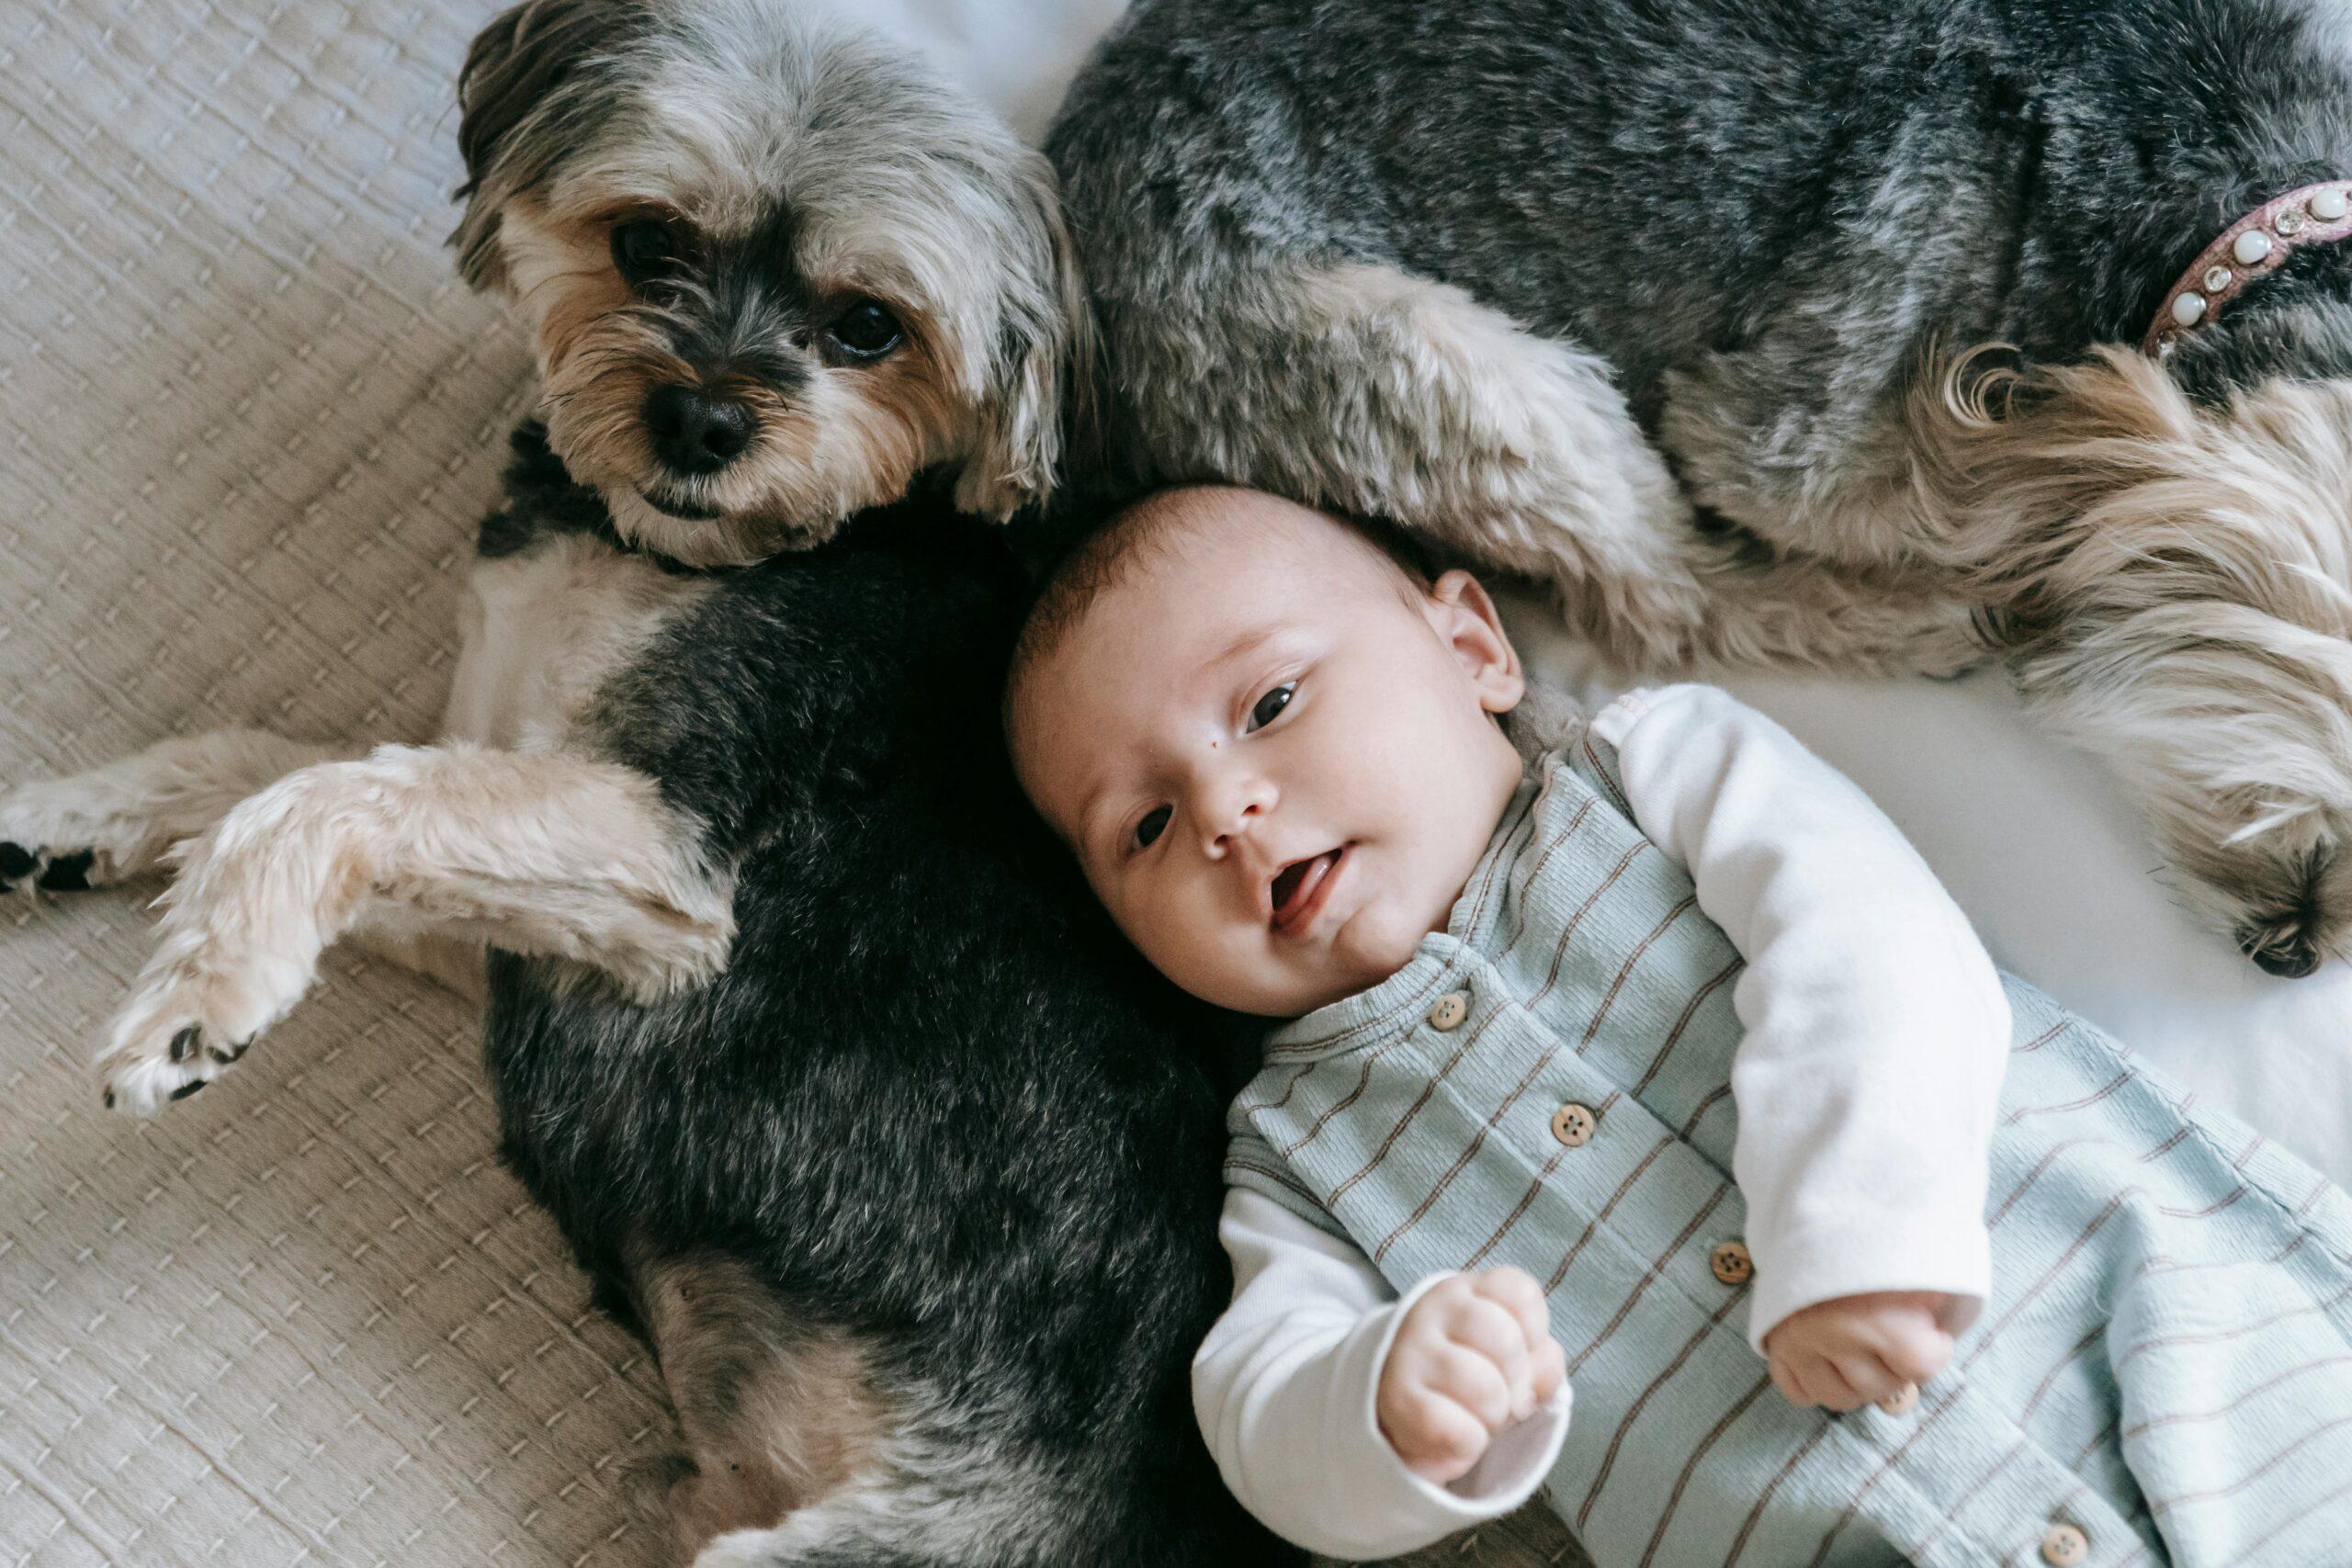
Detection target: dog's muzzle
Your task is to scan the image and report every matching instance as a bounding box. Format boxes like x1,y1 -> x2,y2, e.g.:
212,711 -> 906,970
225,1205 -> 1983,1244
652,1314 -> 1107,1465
645,383 -> 756,476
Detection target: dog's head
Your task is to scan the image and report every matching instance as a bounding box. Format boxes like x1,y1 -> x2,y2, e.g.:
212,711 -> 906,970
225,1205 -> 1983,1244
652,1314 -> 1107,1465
453,0 -> 1085,564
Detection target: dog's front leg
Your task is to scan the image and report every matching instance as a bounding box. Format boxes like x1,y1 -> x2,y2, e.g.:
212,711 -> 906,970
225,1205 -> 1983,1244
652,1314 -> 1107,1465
1,729 -> 364,896
1102,258 -> 1982,677
95,743 -> 733,1113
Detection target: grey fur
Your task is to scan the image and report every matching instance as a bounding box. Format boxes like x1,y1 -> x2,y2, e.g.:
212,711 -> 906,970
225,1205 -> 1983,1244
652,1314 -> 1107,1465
458,0 -> 1087,561
1049,0 -> 2352,975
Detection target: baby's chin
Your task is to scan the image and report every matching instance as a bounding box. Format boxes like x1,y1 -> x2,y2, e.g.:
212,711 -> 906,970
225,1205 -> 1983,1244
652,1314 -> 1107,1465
1214,943 -> 1404,1020
1283,908 -> 1437,1013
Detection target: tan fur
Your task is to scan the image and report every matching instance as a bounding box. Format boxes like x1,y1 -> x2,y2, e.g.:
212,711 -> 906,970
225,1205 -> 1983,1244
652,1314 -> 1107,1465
1895,347 -> 2352,966
89,741 -> 737,1113
65,525 -> 730,1114
636,1255 -> 888,1564
509,196 -> 641,377
445,529 -> 718,749
497,201 -> 979,569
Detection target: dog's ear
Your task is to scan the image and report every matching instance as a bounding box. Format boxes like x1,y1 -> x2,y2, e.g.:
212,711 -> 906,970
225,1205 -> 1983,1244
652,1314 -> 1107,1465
451,0 -> 639,294
955,158 -> 1096,522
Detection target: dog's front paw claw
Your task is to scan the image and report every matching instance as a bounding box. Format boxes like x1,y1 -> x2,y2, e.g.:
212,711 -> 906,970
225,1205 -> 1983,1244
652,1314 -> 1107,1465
2241,925 -> 2324,978
1,841 -> 97,896
99,1043 -> 218,1117
97,1000 -> 256,1116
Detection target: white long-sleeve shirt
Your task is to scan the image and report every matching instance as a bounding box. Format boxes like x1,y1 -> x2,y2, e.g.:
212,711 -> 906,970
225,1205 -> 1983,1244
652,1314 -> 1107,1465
1193,685 -> 2011,1559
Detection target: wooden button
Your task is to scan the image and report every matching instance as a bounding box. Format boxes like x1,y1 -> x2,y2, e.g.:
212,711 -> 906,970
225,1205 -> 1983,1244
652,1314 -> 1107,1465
1428,990 -> 1470,1031
1708,1239 -> 1752,1285
1550,1102 -> 1598,1146
2040,1523 -> 2089,1567
1876,1382 -> 1918,1416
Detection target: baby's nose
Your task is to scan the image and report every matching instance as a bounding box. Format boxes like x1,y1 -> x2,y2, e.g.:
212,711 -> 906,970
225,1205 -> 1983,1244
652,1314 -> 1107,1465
1198,778 -> 1274,858
1204,798 -> 1262,856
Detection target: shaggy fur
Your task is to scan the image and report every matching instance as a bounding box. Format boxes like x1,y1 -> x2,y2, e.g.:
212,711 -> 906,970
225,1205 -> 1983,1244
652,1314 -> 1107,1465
1,3 -> 1295,1562
455,0 -> 1087,564
1047,0 -> 2352,976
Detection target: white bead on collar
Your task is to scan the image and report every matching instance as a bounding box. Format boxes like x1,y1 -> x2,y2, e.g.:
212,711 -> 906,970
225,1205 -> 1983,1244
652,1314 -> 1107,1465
2143,180 -> 2352,355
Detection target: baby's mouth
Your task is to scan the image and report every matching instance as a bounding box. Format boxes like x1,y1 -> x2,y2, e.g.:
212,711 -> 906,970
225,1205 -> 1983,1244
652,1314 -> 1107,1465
1271,846 -> 1347,936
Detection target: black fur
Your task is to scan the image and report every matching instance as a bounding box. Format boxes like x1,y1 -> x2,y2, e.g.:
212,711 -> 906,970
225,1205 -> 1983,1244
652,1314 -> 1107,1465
474,427 -> 1295,1567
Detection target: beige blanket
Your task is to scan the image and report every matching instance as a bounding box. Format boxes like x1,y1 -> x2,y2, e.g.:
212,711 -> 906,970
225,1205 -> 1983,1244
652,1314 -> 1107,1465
0,1 -> 667,1562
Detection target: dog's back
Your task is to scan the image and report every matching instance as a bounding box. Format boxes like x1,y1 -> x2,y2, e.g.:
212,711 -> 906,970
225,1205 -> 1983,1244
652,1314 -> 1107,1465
476,451 -> 1292,1565
1053,0 -> 2352,432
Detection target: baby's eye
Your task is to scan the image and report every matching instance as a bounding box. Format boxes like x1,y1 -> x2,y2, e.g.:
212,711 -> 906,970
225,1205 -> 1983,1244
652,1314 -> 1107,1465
1247,682 -> 1296,733
1132,806 -> 1170,852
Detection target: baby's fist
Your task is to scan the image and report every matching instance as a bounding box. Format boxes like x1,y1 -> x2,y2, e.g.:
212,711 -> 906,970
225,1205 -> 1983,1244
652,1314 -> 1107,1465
1376,1269 -> 1566,1483
1764,1291 -> 1955,1412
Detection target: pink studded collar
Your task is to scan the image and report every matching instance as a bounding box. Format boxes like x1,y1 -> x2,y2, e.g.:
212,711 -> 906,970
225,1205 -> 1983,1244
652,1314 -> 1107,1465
2143,180 -> 2352,355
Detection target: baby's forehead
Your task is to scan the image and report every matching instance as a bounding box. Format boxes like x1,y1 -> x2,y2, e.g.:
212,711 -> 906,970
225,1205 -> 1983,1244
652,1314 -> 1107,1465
1010,490 -> 1413,735
1067,514 -> 1376,658
1122,492 -> 1399,598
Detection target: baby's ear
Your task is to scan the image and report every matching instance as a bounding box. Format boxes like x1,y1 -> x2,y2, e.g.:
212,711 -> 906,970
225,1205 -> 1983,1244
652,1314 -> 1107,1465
1430,570 -> 1525,716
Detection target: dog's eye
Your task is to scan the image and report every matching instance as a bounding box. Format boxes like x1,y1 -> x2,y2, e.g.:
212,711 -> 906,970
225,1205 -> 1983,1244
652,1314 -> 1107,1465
611,219 -> 681,288
823,299 -> 903,363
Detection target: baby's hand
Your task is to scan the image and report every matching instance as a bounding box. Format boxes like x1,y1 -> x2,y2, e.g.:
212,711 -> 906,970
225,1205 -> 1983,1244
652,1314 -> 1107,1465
1763,1291 -> 1955,1411
1376,1269 -> 1567,1483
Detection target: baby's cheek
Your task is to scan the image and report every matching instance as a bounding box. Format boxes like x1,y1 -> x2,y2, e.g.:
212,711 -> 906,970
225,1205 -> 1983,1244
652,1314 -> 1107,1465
1127,905 -> 1271,1012
1105,893 -> 1192,981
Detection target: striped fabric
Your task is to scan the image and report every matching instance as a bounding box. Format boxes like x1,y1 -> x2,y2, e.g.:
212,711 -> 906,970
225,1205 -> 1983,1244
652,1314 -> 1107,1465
1227,722 -> 2352,1567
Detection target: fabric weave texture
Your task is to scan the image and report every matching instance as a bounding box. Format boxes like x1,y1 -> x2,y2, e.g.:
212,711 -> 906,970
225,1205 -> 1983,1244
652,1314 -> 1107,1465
0,3 -> 663,1562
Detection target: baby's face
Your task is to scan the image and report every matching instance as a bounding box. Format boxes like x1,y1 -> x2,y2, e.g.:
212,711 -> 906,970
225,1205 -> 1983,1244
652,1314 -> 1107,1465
1011,491 -> 1526,1016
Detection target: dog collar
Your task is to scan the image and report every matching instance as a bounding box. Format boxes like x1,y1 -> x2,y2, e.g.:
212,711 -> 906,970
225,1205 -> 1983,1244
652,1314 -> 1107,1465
2144,180 -> 2352,355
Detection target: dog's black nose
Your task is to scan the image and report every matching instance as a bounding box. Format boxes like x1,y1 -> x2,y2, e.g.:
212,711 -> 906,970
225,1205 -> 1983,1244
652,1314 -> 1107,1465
644,385 -> 754,475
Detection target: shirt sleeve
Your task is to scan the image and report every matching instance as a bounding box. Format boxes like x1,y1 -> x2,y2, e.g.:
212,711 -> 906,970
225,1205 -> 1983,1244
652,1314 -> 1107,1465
1192,1188 -> 1571,1559
1589,684 -> 2008,1351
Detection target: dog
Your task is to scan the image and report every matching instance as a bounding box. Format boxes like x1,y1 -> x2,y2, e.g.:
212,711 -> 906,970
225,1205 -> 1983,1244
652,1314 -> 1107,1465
1048,0 -> 2352,978
0,1 -> 1295,1562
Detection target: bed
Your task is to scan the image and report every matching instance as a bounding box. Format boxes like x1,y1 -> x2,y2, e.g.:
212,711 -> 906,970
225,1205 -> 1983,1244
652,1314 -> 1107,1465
1,1 -> 2343,1562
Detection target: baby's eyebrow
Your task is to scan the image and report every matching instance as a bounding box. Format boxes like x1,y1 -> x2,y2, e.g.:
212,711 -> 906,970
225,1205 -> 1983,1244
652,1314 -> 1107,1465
1071,775 -> 1124,860
1198,626 -> 1279,680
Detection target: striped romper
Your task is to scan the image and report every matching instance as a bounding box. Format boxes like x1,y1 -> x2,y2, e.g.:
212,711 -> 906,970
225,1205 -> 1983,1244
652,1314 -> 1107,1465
1225,714 -> 2352,1566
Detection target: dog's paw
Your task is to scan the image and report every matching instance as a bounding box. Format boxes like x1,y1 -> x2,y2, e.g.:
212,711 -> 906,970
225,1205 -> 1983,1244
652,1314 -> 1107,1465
0,779 -> 128,897
0,840 -> 99,896
95,965 -> 274,1116
2192,830 -> 2349,979
2233,850 -> 2335,978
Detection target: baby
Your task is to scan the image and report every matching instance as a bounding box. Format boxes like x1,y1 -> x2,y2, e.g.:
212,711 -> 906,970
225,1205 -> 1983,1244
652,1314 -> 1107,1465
1006,487 -> 2352,1567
